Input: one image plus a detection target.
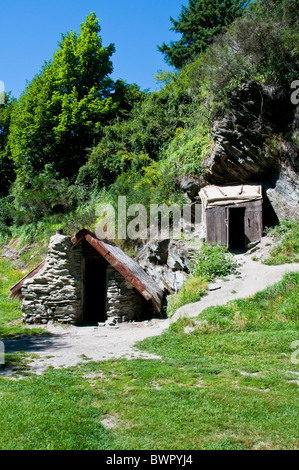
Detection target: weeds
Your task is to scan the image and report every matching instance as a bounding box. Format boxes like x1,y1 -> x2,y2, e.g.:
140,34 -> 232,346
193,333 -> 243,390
190,243 -> 237,281
167,243 -> 237,315
264,219 -> 299,265
167,276 -> 209,315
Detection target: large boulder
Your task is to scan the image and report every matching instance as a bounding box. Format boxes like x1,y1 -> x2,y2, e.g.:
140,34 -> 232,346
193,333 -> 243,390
136,237 -> 203,293
179,176 -> 203,200
264,166 -> 299,222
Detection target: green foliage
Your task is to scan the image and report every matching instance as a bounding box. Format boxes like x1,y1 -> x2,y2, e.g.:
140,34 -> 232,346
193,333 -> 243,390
109,151 -> 189,215
10,164 -> 95,223
2,0 -> 299,238
0,258 -> 45,338
0,369 -> 115,449
167,243 -> 237,315
200,0 -> 299,100
161,121 -> 212,176
7,13 -> 149,219
264,219 -> 299,265
9,13 -> 116,180
167,276 -> 209,315
77,67 -> 202,205
0,196 -> 15,244
158,0 -> 249,68
190,242 -> 238,281
0,93 -> 17,196
0,197 -> 15,226
1,2 -> 299,450
0,260 -> 298,449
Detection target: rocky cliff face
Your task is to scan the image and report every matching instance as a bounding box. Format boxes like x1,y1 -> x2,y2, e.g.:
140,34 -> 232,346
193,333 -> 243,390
203,81 -> 299,222
136,238 -> 204,294
141,82 -> 298,294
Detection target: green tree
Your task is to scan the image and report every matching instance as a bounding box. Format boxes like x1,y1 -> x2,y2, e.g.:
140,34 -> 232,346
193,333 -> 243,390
200,0 -> 299,96
0,93 -> 16,196
76,70 -> 197,190
9,12 -> 116,179
158,0 -> 248,68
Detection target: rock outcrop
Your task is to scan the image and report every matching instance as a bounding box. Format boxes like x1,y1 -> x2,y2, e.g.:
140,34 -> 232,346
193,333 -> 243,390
136,237 -> 203,293
264,165 -> 299,222
179,175 -> 204,201
203,81 -> 299,222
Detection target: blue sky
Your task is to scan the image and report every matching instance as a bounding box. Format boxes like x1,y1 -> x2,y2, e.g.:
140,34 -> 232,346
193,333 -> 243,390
0,0 -> 185,98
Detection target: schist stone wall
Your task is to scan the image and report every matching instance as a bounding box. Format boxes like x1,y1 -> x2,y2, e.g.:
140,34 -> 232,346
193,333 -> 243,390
21,233 -> 82,324
21,233 -> 149,324
106,266 -> 148,321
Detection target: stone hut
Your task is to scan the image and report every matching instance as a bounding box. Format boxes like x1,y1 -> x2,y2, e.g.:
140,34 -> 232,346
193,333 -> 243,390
200,183 -> 263,249
10,229 -> 164,325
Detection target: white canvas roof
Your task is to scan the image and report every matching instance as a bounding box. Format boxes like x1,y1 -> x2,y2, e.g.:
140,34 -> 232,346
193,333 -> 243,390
200,184 -> 262,209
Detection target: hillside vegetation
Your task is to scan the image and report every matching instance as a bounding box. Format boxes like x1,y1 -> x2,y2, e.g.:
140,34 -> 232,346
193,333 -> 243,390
0,0 -> 298,250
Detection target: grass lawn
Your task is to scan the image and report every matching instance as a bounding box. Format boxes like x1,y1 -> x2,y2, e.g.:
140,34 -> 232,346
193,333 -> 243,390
0,258 -> 46,371
0,268 -> 298,450
0,258 -> 45,339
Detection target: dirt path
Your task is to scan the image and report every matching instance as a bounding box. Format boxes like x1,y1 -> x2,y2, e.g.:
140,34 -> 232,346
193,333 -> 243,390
170,242 -> 299,323
2,237 -> 299,376
2,319 -> 169,376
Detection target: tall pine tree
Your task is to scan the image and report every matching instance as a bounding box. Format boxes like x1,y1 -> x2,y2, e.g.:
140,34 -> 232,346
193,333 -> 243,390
158,0 -> 249,69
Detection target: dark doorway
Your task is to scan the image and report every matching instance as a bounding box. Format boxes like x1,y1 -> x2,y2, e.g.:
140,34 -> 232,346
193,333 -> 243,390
228,208 -> 245,249
83,257 -> 107,324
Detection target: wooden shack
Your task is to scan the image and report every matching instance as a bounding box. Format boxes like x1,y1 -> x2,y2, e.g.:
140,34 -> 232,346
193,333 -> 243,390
10,229 -> 164,325
199,183 -> 263,249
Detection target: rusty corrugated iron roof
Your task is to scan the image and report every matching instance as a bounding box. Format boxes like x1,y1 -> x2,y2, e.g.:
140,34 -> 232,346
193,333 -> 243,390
10,260 -> 46,300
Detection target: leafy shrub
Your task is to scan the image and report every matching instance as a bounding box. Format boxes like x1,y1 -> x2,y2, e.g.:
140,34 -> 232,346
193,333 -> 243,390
161,122 -> 212,177
190,243 -> 237,281
167,244 -> 237,315
0,197 -> 15,226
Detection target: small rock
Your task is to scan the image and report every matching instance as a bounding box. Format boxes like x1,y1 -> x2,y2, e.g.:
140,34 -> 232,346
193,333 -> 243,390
208,283 -> 221,291
103,317 -> 120,328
